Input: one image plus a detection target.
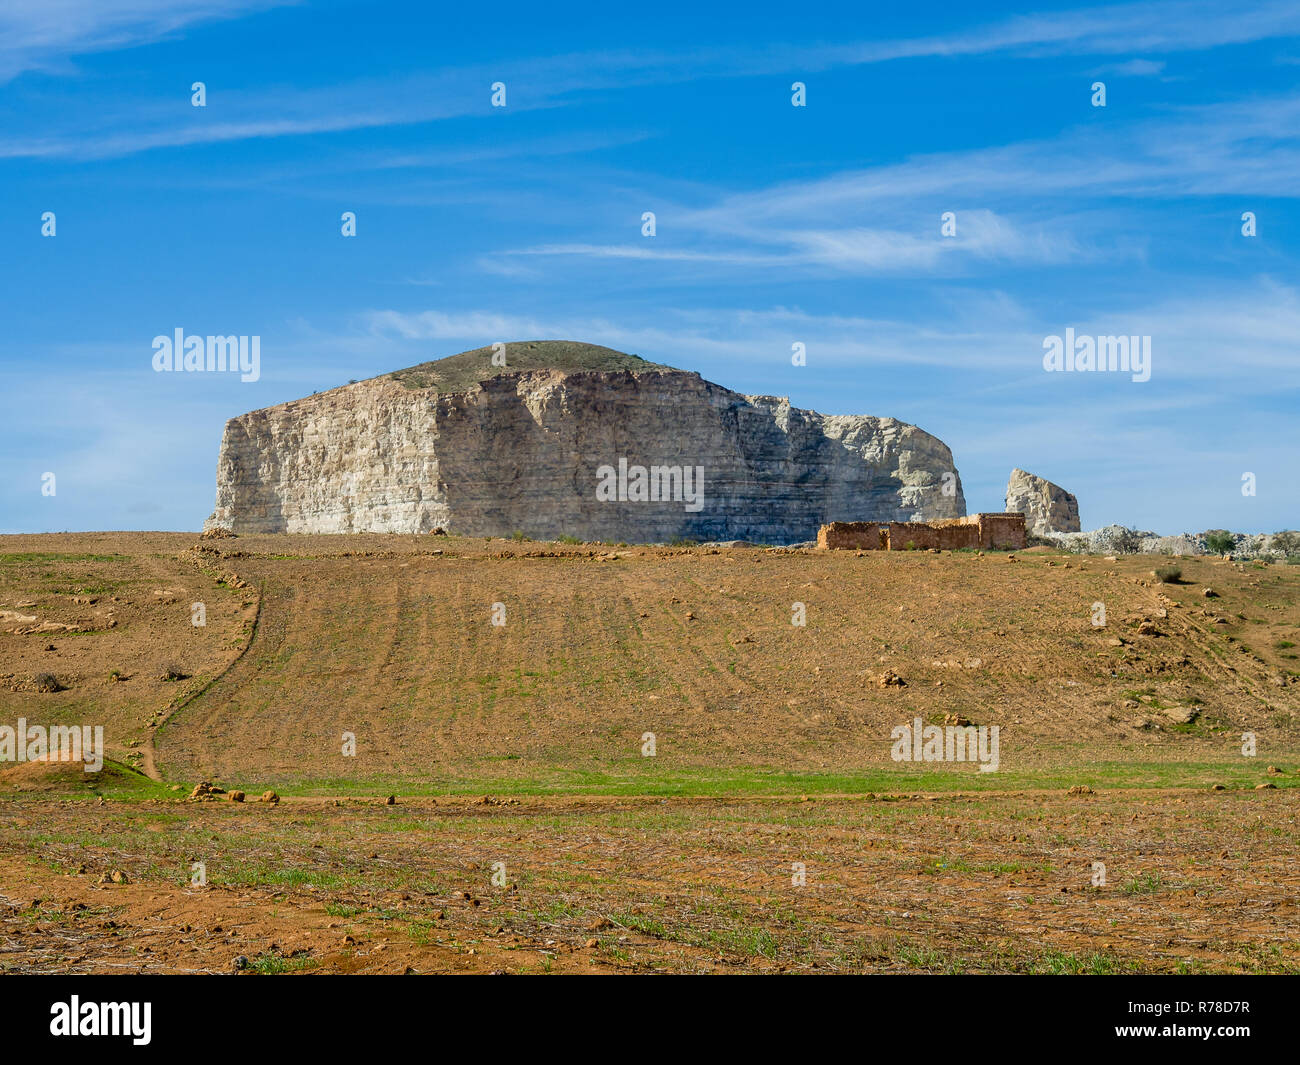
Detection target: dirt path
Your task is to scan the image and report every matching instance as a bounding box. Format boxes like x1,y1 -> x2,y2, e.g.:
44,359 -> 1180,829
139,565 -> 265,783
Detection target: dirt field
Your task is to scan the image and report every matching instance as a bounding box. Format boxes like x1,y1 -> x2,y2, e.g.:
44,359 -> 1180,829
1,532 -> 1297,973
2,788 -> 1297,974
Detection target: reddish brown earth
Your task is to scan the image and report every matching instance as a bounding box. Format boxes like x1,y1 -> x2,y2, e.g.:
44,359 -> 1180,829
2,790 -> 1297,975
1,533 -> 1297,973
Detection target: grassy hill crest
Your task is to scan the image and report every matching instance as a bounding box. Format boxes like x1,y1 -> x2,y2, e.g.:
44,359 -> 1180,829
388,340 -> 676,392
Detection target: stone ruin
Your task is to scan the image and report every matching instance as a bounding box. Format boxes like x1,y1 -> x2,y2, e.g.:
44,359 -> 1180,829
816,513 -> 1026,551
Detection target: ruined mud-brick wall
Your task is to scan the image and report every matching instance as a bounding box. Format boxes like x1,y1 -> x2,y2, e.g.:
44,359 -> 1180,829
974,512 -> 1027,550
817,518 -> 974,550
817,523 -> 887,549
818,513 -> 1025,551
886,519 -> 980,550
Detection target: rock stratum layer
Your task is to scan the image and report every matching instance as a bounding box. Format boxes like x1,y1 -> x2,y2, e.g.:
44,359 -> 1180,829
205,342 -> 966,544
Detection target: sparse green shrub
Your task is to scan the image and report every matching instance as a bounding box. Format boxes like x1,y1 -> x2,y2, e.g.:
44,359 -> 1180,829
1271,530 -> 1300,558
1122,873 -> 1166,895
1154,565 -> 1182,583
1205,530 -> 1235,555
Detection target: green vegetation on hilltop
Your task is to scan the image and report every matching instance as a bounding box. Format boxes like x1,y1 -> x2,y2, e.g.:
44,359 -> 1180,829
387,340 -> 676,392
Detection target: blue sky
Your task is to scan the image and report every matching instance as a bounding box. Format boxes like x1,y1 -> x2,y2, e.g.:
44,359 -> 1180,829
2,0 -> 1297,534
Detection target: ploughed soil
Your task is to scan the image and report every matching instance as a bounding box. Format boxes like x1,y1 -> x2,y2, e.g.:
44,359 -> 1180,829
0,532 -> 1297,973
1,790 -> 1297,974
3,531 -> 1296,787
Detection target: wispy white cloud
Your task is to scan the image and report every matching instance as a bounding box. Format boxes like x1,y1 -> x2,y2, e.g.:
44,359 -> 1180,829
1092,57 -> 1167,75
817,0 -> 1300,64
6,2 -> 1300,158
0,76 -> 513,160
479,91 -> 1295,277
361,279 -> 1300,382
503,209 -> 1084,275
0,0 -> 295,82
685,93 -> 1300,222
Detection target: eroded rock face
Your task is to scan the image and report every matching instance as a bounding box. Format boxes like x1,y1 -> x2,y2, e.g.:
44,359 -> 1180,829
205,344 -> 966,544
1005,467 -> 1080,536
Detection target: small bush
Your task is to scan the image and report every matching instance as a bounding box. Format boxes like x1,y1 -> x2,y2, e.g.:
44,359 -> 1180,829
510,530 -> 530,542
160,663 -> 188,682
556,534 -> 582,545
1271,530 -> 1300,557
1205,530 -> 1235,555
33,672 -> 62,693
1154,565 -> 1182,583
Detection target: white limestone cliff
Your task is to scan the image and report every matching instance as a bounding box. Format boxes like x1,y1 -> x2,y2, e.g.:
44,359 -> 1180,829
205,343 -> 966,544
